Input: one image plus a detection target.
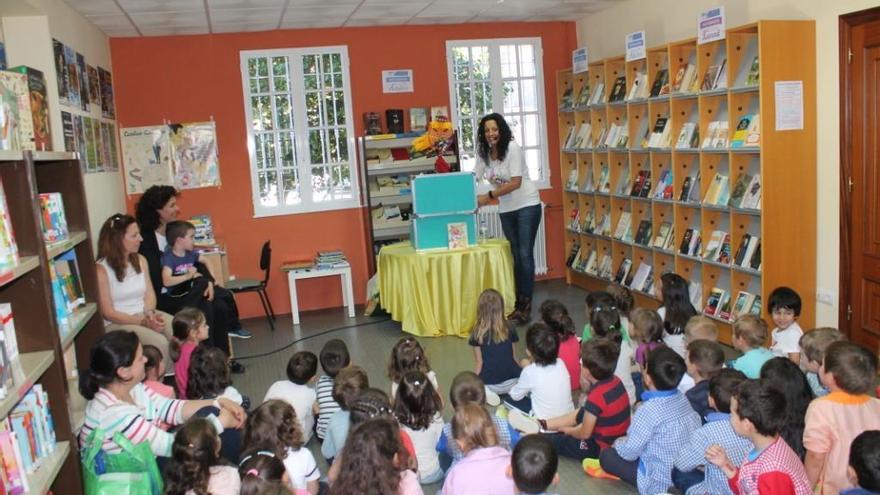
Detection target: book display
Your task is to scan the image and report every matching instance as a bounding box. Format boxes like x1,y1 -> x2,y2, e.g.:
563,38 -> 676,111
558,20 -> 816,343
358,132 -> 461,273
0,150 -> 103,494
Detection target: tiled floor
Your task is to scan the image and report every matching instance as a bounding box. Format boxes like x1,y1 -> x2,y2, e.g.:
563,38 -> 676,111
230,279 -> 638,495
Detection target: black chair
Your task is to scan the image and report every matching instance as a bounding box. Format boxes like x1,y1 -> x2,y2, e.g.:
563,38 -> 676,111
226,240 -> 276,331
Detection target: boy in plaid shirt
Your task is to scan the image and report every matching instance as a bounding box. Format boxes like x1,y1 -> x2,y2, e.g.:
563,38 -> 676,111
599,346 -> 701,494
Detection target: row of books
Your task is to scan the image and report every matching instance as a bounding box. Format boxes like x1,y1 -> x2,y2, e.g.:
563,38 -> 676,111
676,228 -> 762,270
0,385 -> 58,494
703,173 -> 762,209
560,56 -> 760,112
570,210 -> 677,251
704,288 -> 762,321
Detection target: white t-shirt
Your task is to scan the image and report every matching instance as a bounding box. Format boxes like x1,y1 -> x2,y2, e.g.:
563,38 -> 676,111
678,372 -> 696,393
616,339 -> 637,405
402,416 -> 445,480
473,141 -> 541,213
264,380 -> 317,444
391,370 -> 439,400
282,446 -> 320,490
509,358 -> 574,418
97,258 -> 147,324
770,321 -> 803,358
156,231 -> 168,252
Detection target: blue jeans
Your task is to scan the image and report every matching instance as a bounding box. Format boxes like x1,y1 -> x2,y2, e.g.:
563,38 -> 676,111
499,203 -> 542,301
545,433 -> 600,461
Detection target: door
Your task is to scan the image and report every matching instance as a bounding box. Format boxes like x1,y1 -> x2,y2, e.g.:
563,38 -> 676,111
841,9 -> 880,349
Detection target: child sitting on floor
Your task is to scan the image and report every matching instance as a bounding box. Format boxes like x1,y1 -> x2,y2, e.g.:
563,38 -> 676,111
798,327 -> 845,398
729,315 -> 774,379
706,381 -> 811,494
315,339 -> 350,441
684,339 -> 725,421
440,404 -> 515,494
842,430 -> 880,495
469,289 -> 522,395
599,346 -> 701,494
142,344 -> 174,399
767,286 -> 804,364
507,323 -> 574,419
510,434 -> 560,495
540,299 -> 581,393
395,370 -> 446,485
389,337 -> 440,400
264,351 -> 318,444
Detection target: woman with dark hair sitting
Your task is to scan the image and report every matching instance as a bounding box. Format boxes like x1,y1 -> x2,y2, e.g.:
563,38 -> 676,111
474,113 -> 542,323
77,330 -> 245,460
135,185 -> 247,373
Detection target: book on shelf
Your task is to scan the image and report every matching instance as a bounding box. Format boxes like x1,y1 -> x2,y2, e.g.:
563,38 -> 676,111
732,291 -> 759,320
730,113 -> 760,148
629,262 -> 653,292
745,56 -> 760,86
9,66 -> 51,152
565,168 -> 579,190
597,213 -> 612,236
749,240 -> 761,271
740,174 -> 762,209
675,122 -> 698,149
728,173 -> 753,208
573,250 -> 587,272
562,126 -> 576,149
649,69 -> 669,97
575,84 -> 592,107
686,229 -> 702,256
614,165 -> 631,196
588,82 -> 605,105
5,384 -> 57,477
598,254 -> 614,279
733,234 -> 753,266
701,59 -> 727,91
559,87 -> 574,110
653,222 -> 673,249
613,211 -> 632,240
38,193 -> 69,243
687,172 -> 702,203
738,235 -> 761,269
626,72 -> 648,100
566,241 -> 581,267
581,208 -> 595,233
574,123 -> 592,148
597,165 -> 611,193
629,170 -> 648,196
717,292 -> 733,320
717,233 -> 733,265
703,173 -> 730,206
647,117 -> 670,148
613,258 -> 633,284
653,170 -> 674,199
614,121 -> 629,148
0,180 -> 19,268
689,281 -> 703,310
679,175 -> 694,202
749,295 -> 762,316
585,249 -> 599,275
595,125 -> 608,148
704,287 -> 726,317
702,230 -> 726,260
671,63 -> 697,93
0,301 -> 17,363
639,171 -> 651,198
603,123 -> 622,148
633,220 -> 652,246
608,76 -> 627,102
715,61 -> 729,89
581,169 -> 595,193
0,71 -> 34,151
568,208 -> 580,231
701,121 -> 729,149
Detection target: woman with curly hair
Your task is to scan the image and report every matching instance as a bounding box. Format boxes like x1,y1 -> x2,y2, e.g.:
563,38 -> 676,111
164,417 -> 240,495
330,417 -> 423,495
474,113 -> 542,324
135,185 -> 246,373
242,400 -> 320,494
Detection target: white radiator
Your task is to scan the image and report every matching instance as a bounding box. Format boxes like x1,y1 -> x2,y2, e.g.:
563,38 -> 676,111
477,203 -> 548,276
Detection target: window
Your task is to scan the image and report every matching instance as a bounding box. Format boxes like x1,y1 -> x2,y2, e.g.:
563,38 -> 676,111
446,38 -> 550,188
240,47 -> 358,217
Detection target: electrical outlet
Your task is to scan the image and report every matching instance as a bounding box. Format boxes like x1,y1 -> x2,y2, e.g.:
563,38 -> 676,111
816,288 -> 834,306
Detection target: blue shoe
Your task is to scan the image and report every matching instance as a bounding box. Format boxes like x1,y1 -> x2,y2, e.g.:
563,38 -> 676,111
229,327 -> 253,339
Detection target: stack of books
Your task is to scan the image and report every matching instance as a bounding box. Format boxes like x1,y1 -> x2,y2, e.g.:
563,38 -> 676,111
316,250 -> 349,269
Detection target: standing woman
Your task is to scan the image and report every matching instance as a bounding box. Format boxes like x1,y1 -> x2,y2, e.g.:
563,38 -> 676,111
475,113 -> 542,323
95,213 -> 175,371
135,185 -> 245,373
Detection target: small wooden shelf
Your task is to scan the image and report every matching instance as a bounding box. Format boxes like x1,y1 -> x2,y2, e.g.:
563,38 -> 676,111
59,303 -> 98,350
0,351 -> 55,419
25,440 -> 71,494
45,230 -> 88,259
0,256 -> 41,289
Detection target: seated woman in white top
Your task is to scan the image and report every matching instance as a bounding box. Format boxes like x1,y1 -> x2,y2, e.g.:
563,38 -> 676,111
78,330 -> 245,458
95,213 -> 175,371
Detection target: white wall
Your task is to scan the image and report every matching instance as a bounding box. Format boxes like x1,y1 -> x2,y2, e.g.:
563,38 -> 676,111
0,0 -> 125,245
577,0 -> 879,328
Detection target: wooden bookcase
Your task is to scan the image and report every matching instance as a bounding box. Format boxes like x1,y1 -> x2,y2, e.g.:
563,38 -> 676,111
358,132 -> 460,274
0,150 -> 104,494
558,21 -> 816,344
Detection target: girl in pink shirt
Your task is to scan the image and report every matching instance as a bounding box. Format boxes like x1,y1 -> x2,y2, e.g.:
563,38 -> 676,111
142,344 -> 174,399
172,307 -> 209,398
540,299 -> 581,391
164,417 -> 241,495
441,404 -> 515,494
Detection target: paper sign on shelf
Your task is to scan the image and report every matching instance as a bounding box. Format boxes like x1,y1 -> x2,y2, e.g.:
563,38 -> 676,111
698,7 -> 726,45
382,69 -> 414,93
774,81 -> 804,131
572,47 -> 589,74
625,31 -> 646,62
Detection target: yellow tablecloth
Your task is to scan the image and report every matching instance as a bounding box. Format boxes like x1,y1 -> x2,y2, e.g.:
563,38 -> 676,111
378,239 -> 515,337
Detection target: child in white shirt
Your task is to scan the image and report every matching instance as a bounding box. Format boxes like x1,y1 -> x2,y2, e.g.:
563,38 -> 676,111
264,351 -> 318,444
508,323 -> 574,419
767,286 -> 804,363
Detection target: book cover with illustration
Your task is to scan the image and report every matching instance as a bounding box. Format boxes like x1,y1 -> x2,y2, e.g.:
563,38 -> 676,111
64,44 -> 80,109
76,52 -> 88,111
61,111 -> 74,152
87,65 -> 99,104
98,66 -> 115,118
447,222 -> 469,249
0,71 -> 34,151
52,39 -> 68,106
10,66 -> 51,151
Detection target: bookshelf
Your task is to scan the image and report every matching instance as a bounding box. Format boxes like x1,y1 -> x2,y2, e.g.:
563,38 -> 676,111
0,150 -> 96,494
558,21 -> 816,344
358,132 -> 460,273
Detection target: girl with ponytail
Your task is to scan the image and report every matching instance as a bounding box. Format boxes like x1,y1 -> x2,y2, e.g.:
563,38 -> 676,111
163,418 -> 240,495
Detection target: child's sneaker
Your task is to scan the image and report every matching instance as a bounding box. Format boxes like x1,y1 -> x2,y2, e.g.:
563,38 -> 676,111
507,409 -> 540,434
582,458 -> 619,480
485,387 -> 501,407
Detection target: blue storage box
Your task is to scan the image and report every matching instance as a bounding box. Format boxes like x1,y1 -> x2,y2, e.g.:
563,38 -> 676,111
410,172 -> 477,251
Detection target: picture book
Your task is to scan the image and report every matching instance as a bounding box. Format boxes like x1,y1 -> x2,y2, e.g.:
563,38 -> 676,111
447,222 -> 468,249
741,174 -> 762,209
704,287 -> 726,316
701,60 -> 726,91
675,122 -> 697,149
0,179 -> 19,269
702,230 -> 726,260
409,107 -> 428,133
52,39 -> 68,106
64,44 -> 80,109
98,66 -> 115,118
717,292 -> 733,321
730,114 -> 759,148
0,303 -> 18,366
732,291 -> 757,319
703,173 -> 729,205
38,193 -> 68,243
717,233 -> 732,264
9,66 -> 51,151
0,71 -> 34,151
87,64 -> 99,105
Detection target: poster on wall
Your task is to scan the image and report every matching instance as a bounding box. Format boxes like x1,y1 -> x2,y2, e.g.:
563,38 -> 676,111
87,65 -> 99,105
382,70 -> 414,93
122,121 -> 220,193
98,67 -> 115,118
52,39 -> 68,106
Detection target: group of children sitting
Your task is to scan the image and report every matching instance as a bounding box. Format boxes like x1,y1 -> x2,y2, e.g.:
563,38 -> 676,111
146,271 -> 880,495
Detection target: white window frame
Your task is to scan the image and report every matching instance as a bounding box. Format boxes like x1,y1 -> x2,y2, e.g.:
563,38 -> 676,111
445,37 -> 551,189
240,46 -> 360,218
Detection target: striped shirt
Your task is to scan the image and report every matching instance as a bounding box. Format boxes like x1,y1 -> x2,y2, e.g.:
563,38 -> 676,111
613,389 -> 701,495
582,376 -> 631,448
79,383 -> 209,457
315,375 -> 340,440
675,412 -> 753,495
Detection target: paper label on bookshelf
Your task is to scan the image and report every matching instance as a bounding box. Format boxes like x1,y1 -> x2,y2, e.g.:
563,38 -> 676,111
625,31 -> 646,62
572,47 -> 589,74
774,81 -> 804,131
698,7 -> 725,45
382,69 -> 414,93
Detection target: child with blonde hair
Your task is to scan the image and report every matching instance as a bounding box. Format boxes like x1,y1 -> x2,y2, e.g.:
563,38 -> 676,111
684,315 -> 719,343
799,327 -> 846,397
321,365 -> 369,462
628,307 -> 664,399
389,337 -> 440,399
395,370 -> 445,484
469,289 -> 521,395
441,404 -> 515,494
729,314 -> 774,379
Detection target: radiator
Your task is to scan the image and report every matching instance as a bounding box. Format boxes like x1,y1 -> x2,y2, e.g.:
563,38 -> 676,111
477,203 -> 548,276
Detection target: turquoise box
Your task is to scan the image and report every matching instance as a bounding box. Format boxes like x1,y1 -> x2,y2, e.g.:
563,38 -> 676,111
410,172 -> 477,250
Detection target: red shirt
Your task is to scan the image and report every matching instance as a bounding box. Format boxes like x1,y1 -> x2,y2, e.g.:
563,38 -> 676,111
558,335 -> 581,390
582,376 -> 631,448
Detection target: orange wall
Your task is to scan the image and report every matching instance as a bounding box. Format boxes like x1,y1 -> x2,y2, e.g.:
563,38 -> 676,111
111,22 -> 575,319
